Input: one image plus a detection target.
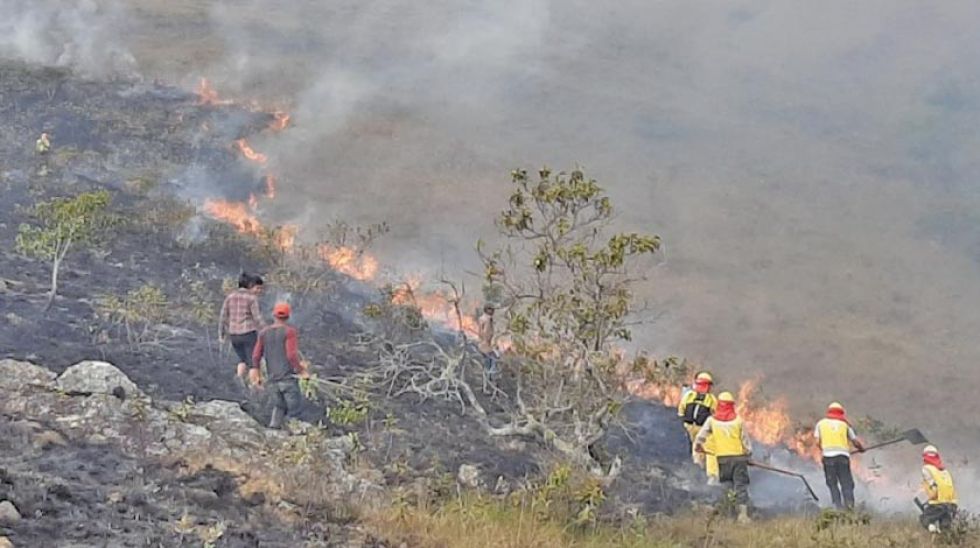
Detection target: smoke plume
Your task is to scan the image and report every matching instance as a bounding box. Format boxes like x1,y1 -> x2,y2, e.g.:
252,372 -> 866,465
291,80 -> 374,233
4,0 -> 980,511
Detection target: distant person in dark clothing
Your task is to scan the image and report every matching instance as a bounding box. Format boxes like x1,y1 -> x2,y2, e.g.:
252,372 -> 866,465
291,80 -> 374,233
252,302 -> 308,429
218,273 -> 266,391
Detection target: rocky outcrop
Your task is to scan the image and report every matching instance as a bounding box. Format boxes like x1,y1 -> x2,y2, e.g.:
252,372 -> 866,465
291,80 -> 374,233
0,359 -> 381,514
0,359 -> 55,389
56,360 -> 143,398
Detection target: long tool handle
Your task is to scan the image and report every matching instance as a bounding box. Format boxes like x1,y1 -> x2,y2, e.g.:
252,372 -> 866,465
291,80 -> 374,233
748,460 -> 820,502
860,438 -> 905,452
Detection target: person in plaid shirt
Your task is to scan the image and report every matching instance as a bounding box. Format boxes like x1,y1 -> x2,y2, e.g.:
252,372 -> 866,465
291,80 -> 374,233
219,273 -> 266,390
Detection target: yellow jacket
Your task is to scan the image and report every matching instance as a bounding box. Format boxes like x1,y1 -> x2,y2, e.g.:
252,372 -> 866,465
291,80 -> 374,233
922,464 -> 957,505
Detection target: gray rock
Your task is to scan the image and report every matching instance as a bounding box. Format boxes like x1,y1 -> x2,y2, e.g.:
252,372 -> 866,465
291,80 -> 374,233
57,361 -> 142,398
457,464 -> 482,488
0,359 -> 56,390
3,313 -> 25,327
0,500 -> 21,524
32,429 -> 68,450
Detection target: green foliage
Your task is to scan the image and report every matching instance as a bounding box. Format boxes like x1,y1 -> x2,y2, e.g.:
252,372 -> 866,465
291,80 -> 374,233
177,273 -> 218,327
478,167 -> 662,468
16,190 -> 114,306
169,396 -> 196,422
490,167 -> 659,350
631,354 -> 693,387
96,283 -> 172,348
328,396 -> 372,426
16,190 -> 113,261
504,464 -> 607,529
299,374 -> 319,401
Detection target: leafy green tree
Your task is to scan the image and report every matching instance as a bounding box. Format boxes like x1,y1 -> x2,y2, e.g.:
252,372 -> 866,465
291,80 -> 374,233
16,190 -> 113,310
476,167 -> 661,472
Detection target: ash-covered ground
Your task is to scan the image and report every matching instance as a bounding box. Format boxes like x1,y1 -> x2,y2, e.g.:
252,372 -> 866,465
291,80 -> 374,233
0,62 -> 769,545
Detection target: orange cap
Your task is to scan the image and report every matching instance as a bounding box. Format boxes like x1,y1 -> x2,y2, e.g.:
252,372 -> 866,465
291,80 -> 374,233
273,302 -> 291,319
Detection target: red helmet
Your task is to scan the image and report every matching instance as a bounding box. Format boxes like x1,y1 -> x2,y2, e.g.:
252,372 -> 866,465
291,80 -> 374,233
273,302 -> 291,319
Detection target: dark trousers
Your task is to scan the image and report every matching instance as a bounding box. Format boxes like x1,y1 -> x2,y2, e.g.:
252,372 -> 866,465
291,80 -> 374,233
822,455 -> 855,509
230,331 -> 258,367
920,503 -> 957,530
717,455 -> 750,505
268,378 -> 303,428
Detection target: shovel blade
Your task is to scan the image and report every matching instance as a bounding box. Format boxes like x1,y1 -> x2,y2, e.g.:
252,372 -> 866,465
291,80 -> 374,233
903,429 -> 929,445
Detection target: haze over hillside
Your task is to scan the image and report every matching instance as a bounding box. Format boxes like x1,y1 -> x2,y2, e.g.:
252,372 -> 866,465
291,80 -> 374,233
4,0 -> 980,454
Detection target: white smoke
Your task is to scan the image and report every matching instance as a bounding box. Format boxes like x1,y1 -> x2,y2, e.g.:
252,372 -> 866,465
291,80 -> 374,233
0,0 -> 137,77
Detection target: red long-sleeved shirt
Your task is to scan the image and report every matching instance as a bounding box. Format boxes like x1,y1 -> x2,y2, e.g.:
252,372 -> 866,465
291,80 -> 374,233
252,324 -> 301,381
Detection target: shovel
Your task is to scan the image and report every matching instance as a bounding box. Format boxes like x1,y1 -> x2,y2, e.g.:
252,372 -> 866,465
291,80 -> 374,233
748,460 -> 820,502
859,429 -> 929,452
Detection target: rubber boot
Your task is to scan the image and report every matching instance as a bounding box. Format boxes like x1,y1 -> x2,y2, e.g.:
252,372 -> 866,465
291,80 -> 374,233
269,406 -> 284,429
736,504 -> 752,524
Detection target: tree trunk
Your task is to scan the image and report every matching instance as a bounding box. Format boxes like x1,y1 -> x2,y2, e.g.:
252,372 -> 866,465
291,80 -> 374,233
43,256 -> 60,312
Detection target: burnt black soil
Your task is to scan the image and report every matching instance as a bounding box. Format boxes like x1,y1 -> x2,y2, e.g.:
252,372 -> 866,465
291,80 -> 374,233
0,62 -> 694,544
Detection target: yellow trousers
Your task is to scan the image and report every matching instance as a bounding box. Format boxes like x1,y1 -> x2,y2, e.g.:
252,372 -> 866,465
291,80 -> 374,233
685,423 -> 719,479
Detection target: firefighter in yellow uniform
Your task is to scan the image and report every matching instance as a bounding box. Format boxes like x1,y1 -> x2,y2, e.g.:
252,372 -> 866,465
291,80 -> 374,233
920,445 -> 957,533
678,371 -> 719,482
694,391 -> 753,523
813,402 -> 865,509
35,132 -> 51,154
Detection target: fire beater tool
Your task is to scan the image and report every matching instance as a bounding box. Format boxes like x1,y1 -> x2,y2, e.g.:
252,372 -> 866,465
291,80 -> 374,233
859,429 -> 929,452
747,460 -> 820,502
914,497 -> 926,513
699,450 -> 820,502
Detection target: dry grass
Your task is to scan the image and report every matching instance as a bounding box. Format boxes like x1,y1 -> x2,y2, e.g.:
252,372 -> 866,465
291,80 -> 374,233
367,494 -> 972,548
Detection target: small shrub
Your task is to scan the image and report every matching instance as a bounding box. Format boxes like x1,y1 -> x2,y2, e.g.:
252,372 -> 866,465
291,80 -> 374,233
96,283 -> 172,348
328,396 -> 371,426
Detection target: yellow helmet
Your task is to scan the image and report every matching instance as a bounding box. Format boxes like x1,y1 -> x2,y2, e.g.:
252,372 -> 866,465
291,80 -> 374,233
828,402 -> 844,411
695,372 -> 713,384
923,445 -> 939,455
718,391 -> 735,403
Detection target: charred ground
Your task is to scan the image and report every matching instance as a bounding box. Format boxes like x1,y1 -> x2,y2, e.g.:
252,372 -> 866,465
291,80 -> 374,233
0,63 -> 705,545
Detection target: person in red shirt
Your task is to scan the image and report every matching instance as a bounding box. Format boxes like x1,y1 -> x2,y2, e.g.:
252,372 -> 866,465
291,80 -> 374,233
218,273 -> 266,390
251,302 -> 308,428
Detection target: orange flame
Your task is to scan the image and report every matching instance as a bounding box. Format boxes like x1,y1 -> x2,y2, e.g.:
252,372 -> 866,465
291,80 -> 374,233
628,375 -> 897,486
318,245 -> 379,281
248,193 -> 259,211
196,78 -> 233,106
203,199 -> 262,235
233,139 -> 268,165
275,224 -> 297,252
269,112 -> 291,132
263,175 -> 277,199
390,279 -> 480,337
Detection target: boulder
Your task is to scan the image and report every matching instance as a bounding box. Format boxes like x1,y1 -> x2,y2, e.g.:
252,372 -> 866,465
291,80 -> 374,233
0,359 -> 55,390
57,361 -> 142,398
0,536 -> 12,548
457,464 -> 482,489
190,400 -> 267,447
0,500 -> 21,524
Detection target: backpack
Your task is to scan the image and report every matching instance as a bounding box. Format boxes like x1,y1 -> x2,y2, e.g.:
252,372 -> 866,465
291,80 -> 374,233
683,393 -> 712,426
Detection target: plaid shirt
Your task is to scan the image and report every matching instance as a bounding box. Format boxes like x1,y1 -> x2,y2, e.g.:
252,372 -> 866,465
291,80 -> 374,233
219,289 -> 265,336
